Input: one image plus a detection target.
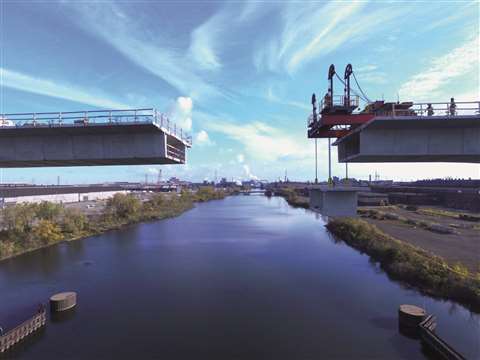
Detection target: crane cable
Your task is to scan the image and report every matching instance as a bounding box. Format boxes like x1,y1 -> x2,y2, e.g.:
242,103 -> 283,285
352,71 -> 372,104
334,73 -> 370,104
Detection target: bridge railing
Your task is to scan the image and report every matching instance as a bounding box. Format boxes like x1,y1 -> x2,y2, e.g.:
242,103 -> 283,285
319,95 -> 359,113
392,101 -> 480,117
0,108 -> 192,146
308,100 -> 480,126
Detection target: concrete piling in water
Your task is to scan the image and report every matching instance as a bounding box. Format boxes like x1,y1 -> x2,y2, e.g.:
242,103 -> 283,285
398,304 -> 426,338
50,292 -> 77,312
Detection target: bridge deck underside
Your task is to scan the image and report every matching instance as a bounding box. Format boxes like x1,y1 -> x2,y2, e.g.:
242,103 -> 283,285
0,123 -> 188,167
336,116 -> 480,163
0,157 -> 180,168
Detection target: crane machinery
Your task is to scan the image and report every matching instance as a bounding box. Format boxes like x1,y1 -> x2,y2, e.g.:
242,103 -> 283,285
306,64 -> 480,216
308,63 -> 480,183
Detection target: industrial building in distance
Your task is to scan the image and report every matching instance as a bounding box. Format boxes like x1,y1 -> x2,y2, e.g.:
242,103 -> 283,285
0,182 -> 180,206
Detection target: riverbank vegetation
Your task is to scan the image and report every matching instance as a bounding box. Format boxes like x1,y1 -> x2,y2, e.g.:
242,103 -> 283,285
272,187 -> 309,209
326,218 -> 480,312
0,187 -> 228,261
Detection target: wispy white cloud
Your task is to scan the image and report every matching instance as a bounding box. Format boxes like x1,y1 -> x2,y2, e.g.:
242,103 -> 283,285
188,12 -> 224,71
66,2 -> 223,101
354,64 -> 387,85
399,36 -> 479,100
266,85 -> 310,110
1,68 -> 129,109
422,2 -> 477,32
201,113 -> 313,162
254,1 -> 407,74
188,1 -> 271,71
285,2 -> 364,73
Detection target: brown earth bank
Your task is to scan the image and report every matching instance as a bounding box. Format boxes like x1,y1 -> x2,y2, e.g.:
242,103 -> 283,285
359,205 -> 479,273
326,218 -> 480,313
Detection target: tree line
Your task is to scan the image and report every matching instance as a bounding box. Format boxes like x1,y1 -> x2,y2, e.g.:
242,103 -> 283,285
0,187 -> 228,260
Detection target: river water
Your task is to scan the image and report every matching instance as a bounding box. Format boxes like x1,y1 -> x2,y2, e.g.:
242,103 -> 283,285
0,195 -> 478,359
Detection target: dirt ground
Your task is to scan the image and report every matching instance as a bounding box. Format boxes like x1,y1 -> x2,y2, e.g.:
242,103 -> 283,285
361,206 -> 479,273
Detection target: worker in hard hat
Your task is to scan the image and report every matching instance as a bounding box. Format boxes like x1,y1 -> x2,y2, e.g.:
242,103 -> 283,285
324,92 -> 331,109
449,98 -> 456,116
426,103 -> 434,116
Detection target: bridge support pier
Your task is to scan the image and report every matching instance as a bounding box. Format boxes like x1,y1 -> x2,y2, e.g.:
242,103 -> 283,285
309,186 -> 360,217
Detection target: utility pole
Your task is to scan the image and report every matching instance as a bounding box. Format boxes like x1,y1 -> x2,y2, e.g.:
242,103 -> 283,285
315,138 -> 318,184
328,137 -> 332,185
145,174 -> 148,185
157,169 -> 162,184
345,162 -> 348,180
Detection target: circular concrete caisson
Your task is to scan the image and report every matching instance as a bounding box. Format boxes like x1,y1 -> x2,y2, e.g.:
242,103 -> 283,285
50,292 -> 77,312
398,304 -> 426,329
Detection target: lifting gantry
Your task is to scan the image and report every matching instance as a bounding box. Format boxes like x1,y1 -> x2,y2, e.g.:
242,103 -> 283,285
308,64 -> 480,174
308,63 -> 374,139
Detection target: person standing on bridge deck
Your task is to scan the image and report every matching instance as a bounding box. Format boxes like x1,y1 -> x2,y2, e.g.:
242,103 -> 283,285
324,92 -> 331,110
426,103 -> 434,116
449,98 -> 457,116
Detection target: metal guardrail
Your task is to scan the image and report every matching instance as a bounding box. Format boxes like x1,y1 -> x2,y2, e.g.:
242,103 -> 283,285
0,108 -> 192,146
320,95 -> 360,112
308,95 -> 360,127
419,315 -> 466,360
0,306 -> 46,353
307,100 -> 480,127
391,101 -> 480,117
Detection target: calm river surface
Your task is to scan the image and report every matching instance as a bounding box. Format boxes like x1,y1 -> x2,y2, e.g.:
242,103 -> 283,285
0,195 -> 479,359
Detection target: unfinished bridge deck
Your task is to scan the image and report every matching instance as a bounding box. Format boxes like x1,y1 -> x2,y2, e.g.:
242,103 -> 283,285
0,108 -> 192,167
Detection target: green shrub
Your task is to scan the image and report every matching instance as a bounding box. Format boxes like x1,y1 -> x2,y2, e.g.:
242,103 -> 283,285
105,193 -> 142,222
32,220 -> 63,245
326,218 -> 480,312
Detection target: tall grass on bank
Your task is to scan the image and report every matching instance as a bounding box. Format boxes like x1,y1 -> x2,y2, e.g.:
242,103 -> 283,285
326,218 -> 480,312
274,188 -> 309,209
0,187 -> 228,261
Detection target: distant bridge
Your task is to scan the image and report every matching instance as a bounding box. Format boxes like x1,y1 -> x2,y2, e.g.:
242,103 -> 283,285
0,108 -> 192,167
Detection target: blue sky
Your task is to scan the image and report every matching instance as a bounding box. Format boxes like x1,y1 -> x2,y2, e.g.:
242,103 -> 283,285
0,0 -> 479,184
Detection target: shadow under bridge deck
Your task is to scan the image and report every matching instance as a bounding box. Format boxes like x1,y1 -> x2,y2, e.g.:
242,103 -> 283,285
0,109 -> 192,168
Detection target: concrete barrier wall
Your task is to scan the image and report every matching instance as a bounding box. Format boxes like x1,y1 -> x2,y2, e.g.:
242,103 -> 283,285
3,190 -> 128,204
